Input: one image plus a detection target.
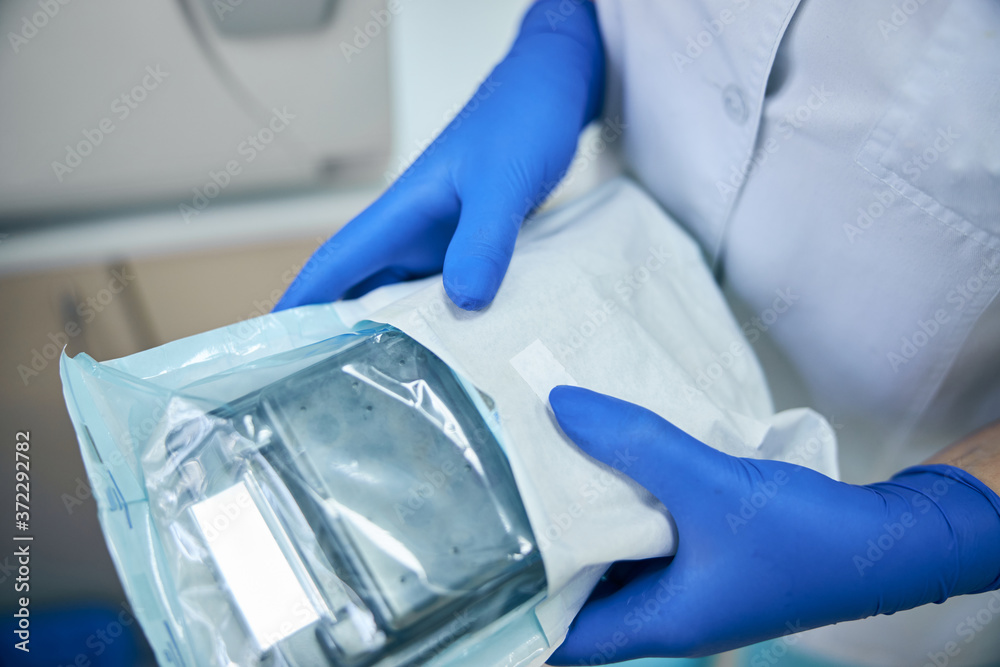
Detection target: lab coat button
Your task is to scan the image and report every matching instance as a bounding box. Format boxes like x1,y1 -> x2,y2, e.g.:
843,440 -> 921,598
722,85 -> 748,124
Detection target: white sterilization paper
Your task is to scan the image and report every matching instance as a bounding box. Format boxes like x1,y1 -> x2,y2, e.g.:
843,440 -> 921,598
331,177 -> 840,656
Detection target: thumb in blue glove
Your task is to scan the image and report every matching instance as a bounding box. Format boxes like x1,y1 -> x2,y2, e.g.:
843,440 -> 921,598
546,386 -> 1000,663
275,0 -> 605,312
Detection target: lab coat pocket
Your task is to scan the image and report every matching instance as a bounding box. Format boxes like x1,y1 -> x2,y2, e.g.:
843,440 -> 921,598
855,1 -> 1000,251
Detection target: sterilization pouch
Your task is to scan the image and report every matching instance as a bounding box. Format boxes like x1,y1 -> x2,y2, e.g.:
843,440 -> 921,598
61,177 -> 839,666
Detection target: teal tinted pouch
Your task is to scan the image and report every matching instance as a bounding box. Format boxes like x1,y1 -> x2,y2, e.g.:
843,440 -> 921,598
61,312 -> 547,667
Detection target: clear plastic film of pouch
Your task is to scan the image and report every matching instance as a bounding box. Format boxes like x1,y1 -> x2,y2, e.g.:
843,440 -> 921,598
63,325 -> 546,667
61,177 -> 840,667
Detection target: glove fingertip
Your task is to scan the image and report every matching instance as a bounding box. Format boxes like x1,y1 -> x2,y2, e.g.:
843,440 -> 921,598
549,385 -> 599,421
549,386 -> 626,467
442,257 -> 502,311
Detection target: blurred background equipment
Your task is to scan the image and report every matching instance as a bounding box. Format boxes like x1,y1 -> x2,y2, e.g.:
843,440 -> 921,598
0,0 -> 391,219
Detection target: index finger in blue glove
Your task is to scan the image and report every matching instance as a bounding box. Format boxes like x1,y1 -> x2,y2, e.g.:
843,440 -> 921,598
548,384 -> 732,519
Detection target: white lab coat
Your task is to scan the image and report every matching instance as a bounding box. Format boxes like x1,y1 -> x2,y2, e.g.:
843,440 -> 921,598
594,0 -> 1000,664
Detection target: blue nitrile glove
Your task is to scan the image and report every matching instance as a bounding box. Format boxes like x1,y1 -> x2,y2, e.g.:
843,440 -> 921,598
275,0 -> 605,312
546,386 -> 1000,663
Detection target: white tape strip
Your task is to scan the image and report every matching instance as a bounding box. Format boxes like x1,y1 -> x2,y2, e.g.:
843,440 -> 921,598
191,481 -> 319,649
509,339 -> 578,403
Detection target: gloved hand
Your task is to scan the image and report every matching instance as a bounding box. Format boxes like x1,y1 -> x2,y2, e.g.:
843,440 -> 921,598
275,0 -> 605,312
547,386 -> 1000,663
